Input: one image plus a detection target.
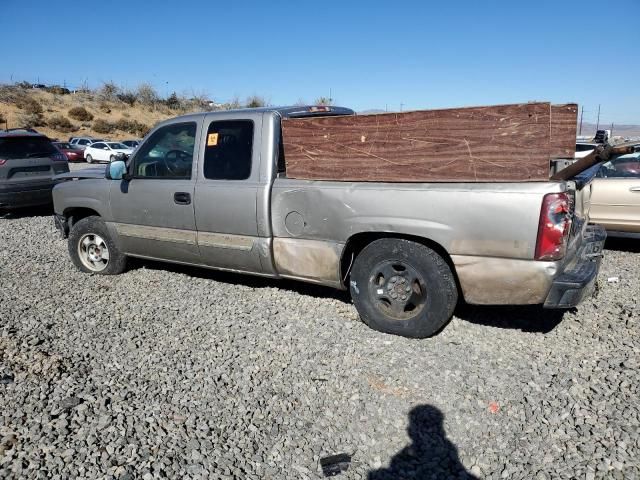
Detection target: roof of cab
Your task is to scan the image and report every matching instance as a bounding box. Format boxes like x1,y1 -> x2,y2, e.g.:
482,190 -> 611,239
165,105 -> 355,123
0,130 -> 48,138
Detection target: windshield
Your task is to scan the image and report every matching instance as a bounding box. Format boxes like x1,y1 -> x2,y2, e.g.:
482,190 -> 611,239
0,136 -> 57,159
108,143 -> 128,149
54,142 -> 73,149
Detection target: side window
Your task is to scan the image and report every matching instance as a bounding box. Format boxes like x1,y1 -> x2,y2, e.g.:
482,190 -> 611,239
133,122 -> 196,179
203,120 -> 253,180
92,142 -> 105,149
79,139 -> 89,145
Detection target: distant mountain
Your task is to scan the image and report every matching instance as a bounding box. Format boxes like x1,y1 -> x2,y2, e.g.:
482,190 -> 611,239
358,109 -> 387,115
578,122 -> 640,138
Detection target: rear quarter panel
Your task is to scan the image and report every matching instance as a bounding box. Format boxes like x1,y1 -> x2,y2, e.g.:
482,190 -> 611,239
270,179 -> 568,302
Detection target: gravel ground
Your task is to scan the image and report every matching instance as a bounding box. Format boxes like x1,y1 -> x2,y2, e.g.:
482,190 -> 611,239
1,166 -> 639,479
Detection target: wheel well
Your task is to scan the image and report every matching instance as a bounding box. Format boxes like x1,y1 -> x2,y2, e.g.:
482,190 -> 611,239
64,207 -> 100,228
340,232 -> 462,294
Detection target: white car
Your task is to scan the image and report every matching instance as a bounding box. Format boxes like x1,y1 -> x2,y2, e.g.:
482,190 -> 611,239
84,142 -> 134,163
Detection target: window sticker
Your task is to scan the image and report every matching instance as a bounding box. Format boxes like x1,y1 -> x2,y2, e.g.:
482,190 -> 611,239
207,133 -> 219,146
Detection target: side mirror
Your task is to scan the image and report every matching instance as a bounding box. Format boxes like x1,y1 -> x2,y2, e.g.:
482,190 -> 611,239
103,147 -> 109,150
107,160 -> 127,180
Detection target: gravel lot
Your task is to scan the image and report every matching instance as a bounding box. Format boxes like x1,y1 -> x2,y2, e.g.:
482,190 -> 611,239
1,164 -> 639,479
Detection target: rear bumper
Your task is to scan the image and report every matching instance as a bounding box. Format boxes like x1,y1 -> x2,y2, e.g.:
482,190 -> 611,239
0,182 -> 55,209
544,225 -> 606,308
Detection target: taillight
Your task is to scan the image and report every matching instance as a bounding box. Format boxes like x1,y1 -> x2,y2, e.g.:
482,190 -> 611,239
535,192 -> 572,261
0,159 -> 6,166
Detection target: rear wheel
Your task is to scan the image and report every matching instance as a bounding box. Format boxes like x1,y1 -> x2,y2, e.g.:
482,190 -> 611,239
85,154 -> 93,163
349,238 -> 457,338
68,216 -> 127,275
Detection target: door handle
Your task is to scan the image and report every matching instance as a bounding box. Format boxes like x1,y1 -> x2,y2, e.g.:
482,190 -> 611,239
630,187 -> 640,192
174,192 -> 191,205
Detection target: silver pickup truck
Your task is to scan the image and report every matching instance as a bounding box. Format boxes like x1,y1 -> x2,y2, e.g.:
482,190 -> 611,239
53,106 -> 605,338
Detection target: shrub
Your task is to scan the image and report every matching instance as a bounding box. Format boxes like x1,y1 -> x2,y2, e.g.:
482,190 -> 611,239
93,118 -> 115,134
98,81 -> 119,101
164,92 -> 182,110
0,112 -> 5,124
15,96 -> 43,114
45,85 -> 70,95
245,95 -> 266,108
114,118 -> 148,136
136,83 -> 159,105
314,96 -> 333,106
47,115 -> 76,133
68,106 -> 94,121
16,112 -> 45,128
98,102 -> 111,114
117,90 -> 137,106
15,81 -> 32,89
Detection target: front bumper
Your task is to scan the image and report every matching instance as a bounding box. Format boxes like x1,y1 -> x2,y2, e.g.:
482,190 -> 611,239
544,225 -> 606,308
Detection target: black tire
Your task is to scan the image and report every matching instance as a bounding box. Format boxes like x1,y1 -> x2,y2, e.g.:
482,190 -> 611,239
85,154 -> 93,163
68,216 -> 127,275
349,238 -> 458,338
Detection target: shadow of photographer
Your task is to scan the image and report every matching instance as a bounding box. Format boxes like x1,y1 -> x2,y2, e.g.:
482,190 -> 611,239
368,404 -> 479,480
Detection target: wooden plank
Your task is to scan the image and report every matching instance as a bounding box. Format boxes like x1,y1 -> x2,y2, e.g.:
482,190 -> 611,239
550,104 -> 578,159
282,102 -> 552,182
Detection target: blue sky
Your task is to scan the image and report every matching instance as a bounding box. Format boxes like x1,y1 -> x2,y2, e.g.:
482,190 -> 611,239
1,0 -> 639,124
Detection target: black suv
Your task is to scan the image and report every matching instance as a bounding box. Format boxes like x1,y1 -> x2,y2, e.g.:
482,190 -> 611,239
0,131 -> 70,210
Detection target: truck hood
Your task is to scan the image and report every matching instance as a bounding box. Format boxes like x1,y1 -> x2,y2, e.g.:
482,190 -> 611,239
54,166 -> 106,180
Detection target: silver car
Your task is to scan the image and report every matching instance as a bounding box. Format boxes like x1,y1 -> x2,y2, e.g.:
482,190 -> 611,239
0,131 -> 69,210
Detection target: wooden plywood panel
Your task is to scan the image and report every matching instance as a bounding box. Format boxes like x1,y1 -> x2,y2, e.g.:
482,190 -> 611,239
282,102 -> 552,182
550,104 -> 578,159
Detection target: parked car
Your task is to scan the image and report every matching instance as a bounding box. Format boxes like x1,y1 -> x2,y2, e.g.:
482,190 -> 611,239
0,131 -> 69,210
52,142 -> 84,162
69,137 -> 105,151
121,139 -> 142,149
83,142 -> 134,164
590,152 -> 640,236
52,106 -> 604,338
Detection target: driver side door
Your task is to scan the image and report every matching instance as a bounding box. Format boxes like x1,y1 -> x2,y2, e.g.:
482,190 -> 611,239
108,120 -> 202,263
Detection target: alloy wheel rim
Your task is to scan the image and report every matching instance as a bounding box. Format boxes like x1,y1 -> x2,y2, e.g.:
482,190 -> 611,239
77,233 -> 110,272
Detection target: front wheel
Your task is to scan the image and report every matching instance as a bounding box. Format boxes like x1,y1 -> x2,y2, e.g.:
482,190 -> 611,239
68,216 -> 127,275
349,238 -> 458,338
85,154 -> 93,163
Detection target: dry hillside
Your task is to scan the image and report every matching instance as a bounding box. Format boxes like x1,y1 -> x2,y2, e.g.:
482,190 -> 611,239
0,84 -> 223,141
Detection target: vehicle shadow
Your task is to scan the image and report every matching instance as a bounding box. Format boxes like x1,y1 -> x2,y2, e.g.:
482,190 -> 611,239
0,204 -> 53,219
128,258 -> 352,304
367,404 -> 479,480
454,303 -> 567,334
604,236 -> 640,253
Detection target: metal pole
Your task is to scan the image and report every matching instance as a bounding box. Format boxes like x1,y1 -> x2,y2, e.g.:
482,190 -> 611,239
579,106 -> 584,135
611,122 -> 614,137
596,104 -> 600,131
